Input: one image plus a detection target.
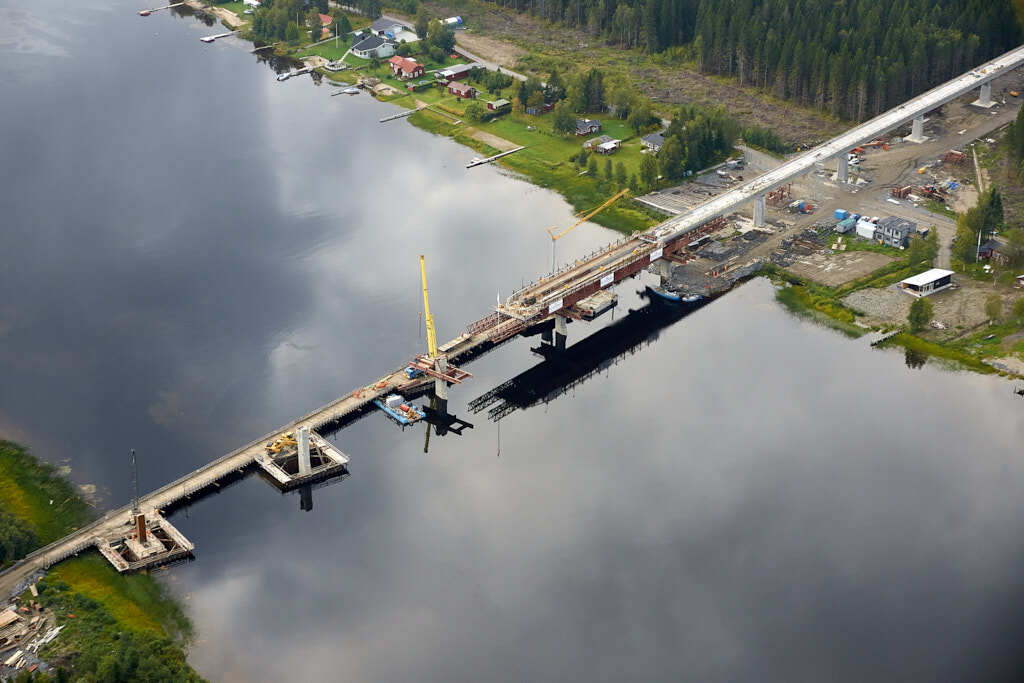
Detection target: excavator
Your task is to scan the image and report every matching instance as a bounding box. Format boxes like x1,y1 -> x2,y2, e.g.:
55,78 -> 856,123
265,431 -> 296,454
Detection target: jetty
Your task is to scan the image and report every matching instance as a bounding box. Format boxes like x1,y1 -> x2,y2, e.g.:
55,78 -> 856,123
466,146 -> 525,169
200,30 -> 239,43
276,65 -> 315,81
138,2 -> 184,16
379,105 -> 427,123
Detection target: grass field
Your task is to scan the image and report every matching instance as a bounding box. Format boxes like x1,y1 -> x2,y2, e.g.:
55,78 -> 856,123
0,440 -> 93,546
47,553 -> 192,639
216,1 -> 246,18
774,282 -> 865,338
390,81 -> 665,232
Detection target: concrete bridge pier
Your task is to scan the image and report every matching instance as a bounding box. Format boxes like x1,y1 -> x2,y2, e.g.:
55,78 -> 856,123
434,356 -> 449,401
973,82 -> 995,108
837,154 -> 849,184
905,115 -> 928,143
752,194 -> 766,227
296,425 -> 311,477
554,315 -> 567,350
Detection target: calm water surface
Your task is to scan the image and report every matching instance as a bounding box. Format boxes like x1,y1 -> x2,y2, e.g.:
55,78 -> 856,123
3,2 -> 1024,681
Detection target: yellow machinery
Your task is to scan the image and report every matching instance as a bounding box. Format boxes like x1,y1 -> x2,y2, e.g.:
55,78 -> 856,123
546,189 -> 629,271
265,431 -> 296,454
420,255 -> 438,361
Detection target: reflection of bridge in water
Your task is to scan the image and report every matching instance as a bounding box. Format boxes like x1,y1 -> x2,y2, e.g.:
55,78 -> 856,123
6,46 -> 1024,598
469,294 -> 704,422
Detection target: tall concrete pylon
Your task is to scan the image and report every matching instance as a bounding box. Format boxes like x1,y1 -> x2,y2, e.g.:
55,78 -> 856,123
554,315 -> 567,350
837,154 -> 849,184
434,355 -> 449,401
297,425 -> 311,477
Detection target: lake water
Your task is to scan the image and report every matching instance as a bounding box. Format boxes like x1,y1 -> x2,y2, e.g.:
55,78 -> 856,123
3,2 -> 1024,681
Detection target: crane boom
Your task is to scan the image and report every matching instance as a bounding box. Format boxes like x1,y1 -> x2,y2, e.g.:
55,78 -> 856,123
420,255 -> 438,359
547,189 -> 630,242
546,189 -> 630,271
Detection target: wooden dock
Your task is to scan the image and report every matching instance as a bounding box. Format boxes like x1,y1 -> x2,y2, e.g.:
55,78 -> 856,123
379,105 -> 427,123
466,146 -> 525,168
138,2 -> 184,16
200,30 -> 239,43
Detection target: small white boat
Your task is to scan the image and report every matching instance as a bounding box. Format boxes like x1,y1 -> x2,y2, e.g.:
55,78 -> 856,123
343,87 -> 359,94
276,72 -> 292,82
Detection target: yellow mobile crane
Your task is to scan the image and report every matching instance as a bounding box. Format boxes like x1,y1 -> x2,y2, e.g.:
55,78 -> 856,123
420,254 -> 438,360
546,189 -> 630,272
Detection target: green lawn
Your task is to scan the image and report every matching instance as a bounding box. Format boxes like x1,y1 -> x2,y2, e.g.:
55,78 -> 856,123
303,41 -> 352,61
217,1 -> 247,18
47,554 -> 191,638
0,440 -> 93,546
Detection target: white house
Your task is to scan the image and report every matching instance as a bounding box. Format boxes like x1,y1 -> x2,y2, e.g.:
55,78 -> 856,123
351,34 -> 395,60
899,268 -> 954,297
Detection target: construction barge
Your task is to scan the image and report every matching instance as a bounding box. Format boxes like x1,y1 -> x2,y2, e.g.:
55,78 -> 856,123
374,394 -> 427,426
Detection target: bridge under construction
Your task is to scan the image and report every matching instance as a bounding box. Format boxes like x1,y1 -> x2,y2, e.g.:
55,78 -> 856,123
3,45 -> 1024,599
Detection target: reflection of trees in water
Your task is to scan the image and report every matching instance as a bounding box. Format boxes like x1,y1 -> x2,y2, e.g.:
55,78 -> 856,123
170,5 -> 216,26
254,50 -> 305,75
905,348 -> 927,370
166,5 -> 306,76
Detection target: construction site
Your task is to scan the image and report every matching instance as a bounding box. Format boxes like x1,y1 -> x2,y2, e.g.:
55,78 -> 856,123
6,45 -> 1024,623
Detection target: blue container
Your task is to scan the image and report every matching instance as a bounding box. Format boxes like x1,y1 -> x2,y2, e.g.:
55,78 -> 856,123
834,209 -> 848,220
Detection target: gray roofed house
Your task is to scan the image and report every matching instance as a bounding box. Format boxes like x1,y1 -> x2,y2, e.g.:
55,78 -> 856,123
370,17 -> 418,43
351,34 -> 395,59
642,131 -> 666,152
582,134 -> 614,150
979,237 -> 1004,260
575,118 -> 601,135
436,64 -> 474,81
874,215 -> 917,248
371,17 -> 402,33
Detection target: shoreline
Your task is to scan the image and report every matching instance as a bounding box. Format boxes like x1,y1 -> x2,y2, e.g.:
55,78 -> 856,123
165,7 -> 1024,377
0,441 -> 201,680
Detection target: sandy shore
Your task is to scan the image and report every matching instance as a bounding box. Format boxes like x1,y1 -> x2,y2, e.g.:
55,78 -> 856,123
184,0 -> 242,28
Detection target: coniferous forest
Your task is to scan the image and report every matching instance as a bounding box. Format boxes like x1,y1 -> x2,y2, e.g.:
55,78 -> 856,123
483,0 -> 1022,120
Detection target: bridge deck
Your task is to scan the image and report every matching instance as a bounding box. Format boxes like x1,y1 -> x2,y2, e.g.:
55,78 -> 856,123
4,45 -> 1024,600
0,331 -> 491,596
497,44 -> 1024,323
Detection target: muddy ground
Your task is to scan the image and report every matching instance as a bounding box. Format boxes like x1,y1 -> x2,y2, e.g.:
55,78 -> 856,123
785,249 -> 896,288
843,280 -> 1022,331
